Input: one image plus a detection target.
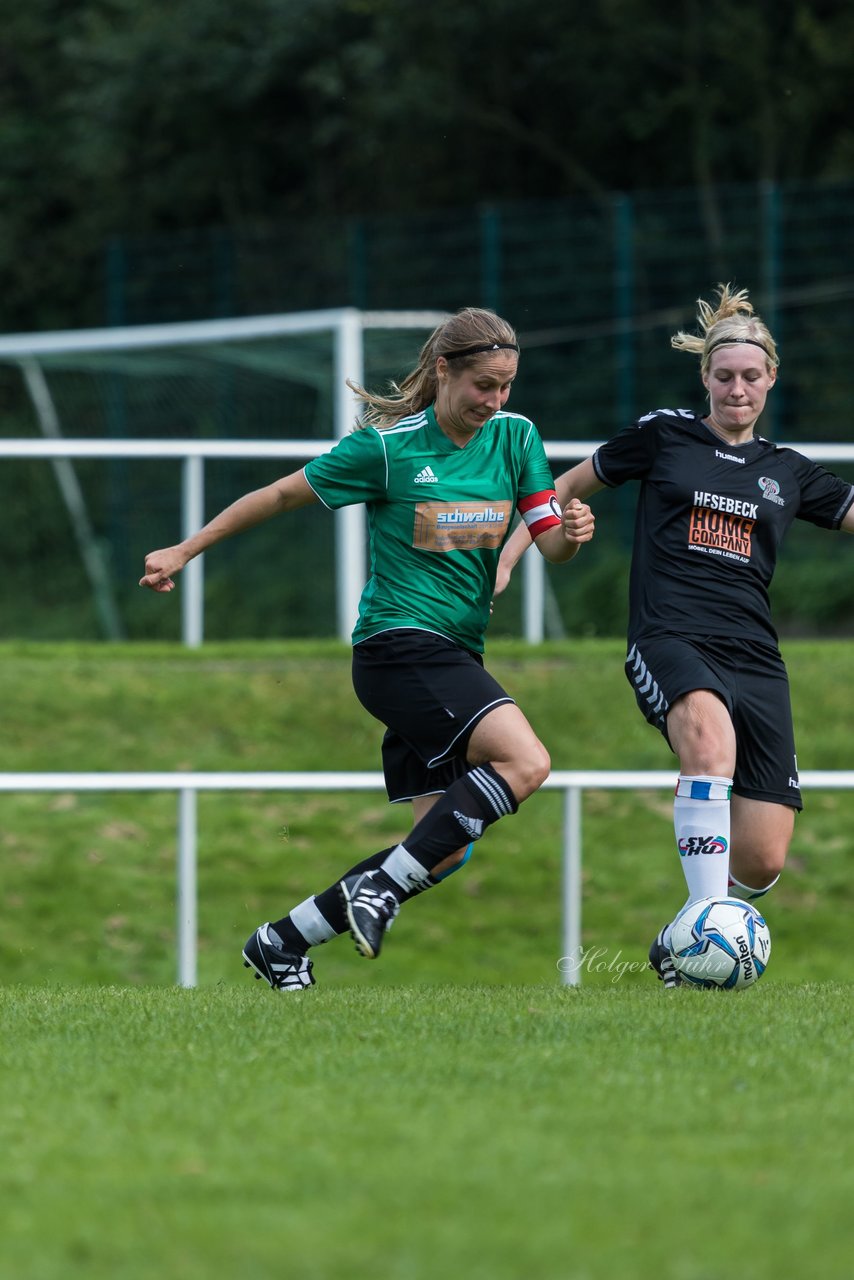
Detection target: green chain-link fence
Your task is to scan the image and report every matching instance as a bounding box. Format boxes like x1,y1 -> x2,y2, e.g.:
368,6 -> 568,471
1,180 -> 853,641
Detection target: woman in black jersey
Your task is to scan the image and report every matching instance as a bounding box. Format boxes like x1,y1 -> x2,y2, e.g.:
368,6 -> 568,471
498,284 -> 854,987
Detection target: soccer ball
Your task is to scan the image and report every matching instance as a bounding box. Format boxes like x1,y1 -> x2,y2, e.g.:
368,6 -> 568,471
669,897 -> 771,990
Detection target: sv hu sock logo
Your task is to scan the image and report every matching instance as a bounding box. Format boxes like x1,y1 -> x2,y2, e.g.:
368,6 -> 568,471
678,835 -> 729,857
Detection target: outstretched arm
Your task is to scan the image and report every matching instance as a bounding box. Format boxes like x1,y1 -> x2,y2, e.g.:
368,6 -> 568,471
496,458 -> 604,593
139,469 -> 318,592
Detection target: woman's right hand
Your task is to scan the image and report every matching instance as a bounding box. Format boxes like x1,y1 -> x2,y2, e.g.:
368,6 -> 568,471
139,546 -> 188,592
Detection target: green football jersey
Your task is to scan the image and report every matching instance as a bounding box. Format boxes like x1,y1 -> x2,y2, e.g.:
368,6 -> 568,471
303,403 -> 559,652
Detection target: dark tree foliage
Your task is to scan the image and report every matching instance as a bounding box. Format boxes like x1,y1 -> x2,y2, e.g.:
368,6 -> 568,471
1,0 -> 853,329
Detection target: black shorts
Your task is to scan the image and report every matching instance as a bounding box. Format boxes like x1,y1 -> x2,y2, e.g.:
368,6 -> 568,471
351,628 -> 514,804
625,633 -> 802,810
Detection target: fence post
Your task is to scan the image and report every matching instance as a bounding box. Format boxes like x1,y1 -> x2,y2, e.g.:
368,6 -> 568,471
480,204 -> 502,314
761,180 -> 782,441
181,455 -> 205,648
613,193 -> 635,430
561,784 -> 582,986
177,788 -> 198,988
333,310 -> 366,640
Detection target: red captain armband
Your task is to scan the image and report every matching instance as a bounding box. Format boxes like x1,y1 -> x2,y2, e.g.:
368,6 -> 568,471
518,489 -> 562,539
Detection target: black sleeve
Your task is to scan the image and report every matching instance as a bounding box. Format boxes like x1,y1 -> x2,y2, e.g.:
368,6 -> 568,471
784,451 -> 854,529
593,411 -> 664,488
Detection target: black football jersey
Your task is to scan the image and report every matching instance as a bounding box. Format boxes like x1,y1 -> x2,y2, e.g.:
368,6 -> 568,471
593,409 -> 854,644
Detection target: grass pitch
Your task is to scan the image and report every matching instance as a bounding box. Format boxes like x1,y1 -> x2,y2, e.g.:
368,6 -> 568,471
1,982 -> 852,1280
1,640 -> 853,1278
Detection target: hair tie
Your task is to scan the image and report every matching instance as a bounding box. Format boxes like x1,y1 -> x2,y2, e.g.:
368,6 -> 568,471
440,342 -> 519,360
707,336 -> 770,357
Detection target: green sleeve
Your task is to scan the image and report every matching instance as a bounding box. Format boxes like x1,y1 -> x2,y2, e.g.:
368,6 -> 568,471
303,429 -> 387,510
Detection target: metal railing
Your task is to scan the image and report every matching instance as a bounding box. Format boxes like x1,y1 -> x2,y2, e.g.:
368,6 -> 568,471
2,768 -> 851,987
3,438 -> 853,645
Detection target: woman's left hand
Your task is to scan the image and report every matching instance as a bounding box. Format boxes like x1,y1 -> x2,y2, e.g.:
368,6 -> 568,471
562,497 -> 595,544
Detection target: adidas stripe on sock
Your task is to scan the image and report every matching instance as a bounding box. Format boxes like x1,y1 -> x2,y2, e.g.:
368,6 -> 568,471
380,763 -> 518,894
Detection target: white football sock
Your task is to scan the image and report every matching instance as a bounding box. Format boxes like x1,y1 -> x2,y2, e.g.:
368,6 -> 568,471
728,871 -> 780,902
674,774 -> 733,903
380,843 -> 434,894
289,895 -> 337,946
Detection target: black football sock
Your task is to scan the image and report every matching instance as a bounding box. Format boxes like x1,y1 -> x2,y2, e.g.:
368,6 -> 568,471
270,847 -> 398,949
375,764 -> 518,901
309,847 -> 399,934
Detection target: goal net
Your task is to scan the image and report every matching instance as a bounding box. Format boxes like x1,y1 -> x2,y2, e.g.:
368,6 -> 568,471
0,309 -> 447,643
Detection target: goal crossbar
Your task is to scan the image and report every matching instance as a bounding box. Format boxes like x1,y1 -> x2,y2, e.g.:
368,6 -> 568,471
0,309 -> 451,357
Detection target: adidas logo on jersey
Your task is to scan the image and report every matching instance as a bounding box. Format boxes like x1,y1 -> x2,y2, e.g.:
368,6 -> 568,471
413,465 -> 439,484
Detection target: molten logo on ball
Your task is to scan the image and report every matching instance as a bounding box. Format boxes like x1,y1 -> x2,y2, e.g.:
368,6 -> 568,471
669,897 -> 771,990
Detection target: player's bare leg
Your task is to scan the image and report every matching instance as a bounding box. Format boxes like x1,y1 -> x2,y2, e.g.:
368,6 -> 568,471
342,703 -> 548,957
728,796 -> 794,900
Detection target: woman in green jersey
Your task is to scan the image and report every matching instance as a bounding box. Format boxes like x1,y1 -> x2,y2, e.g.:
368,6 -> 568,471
141,307 -> 595,989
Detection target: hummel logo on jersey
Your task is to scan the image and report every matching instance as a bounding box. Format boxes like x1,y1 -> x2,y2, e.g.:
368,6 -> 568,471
715,449 -> 745,465
413,465 -> 439,484
454,810 -> 484,840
